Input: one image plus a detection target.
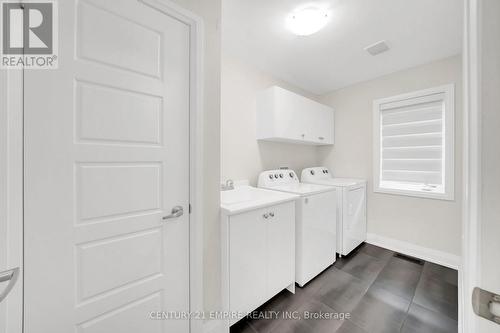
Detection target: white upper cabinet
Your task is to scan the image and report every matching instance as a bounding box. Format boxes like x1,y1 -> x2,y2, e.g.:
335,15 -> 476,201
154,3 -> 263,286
256,86 -> 334,145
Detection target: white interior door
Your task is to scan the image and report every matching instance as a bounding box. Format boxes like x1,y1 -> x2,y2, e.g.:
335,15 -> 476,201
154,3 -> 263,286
24,0 -> 191,332
474,0 -> 500,332
464,0 -> 500,332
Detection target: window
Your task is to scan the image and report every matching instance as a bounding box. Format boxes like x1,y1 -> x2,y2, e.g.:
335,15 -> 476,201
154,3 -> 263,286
373,84 -> 455,200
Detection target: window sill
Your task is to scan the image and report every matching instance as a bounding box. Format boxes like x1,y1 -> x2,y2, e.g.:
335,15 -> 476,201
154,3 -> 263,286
374,186 -> 454,201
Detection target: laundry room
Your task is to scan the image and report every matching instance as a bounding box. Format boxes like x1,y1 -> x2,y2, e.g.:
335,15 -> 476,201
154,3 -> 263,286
220,1 -> 463,332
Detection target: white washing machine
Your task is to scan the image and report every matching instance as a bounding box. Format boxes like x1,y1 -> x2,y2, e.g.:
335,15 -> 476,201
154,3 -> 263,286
301,167 -> 367,257
258,169 -> 337,286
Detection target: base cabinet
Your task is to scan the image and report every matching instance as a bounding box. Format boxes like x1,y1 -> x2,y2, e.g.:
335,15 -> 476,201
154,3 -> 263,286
226,201 -> 295,325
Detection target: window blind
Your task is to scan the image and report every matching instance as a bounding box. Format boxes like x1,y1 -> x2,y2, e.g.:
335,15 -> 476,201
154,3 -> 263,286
379,93 -> 446,190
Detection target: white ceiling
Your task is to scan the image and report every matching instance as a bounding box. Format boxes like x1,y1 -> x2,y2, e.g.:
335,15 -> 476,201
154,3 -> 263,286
222,0 -> 462,95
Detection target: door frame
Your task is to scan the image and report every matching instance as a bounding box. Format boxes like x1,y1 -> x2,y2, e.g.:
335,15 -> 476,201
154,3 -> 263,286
1,0 -> 206,332
141,1 -> 206,332
0,58 -> 23,333
461,0 -> 481,332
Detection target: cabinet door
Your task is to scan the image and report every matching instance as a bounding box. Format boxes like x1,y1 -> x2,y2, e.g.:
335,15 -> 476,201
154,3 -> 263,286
307,106 -> 334,145
275,88 -> 310,141
266,202 -> 295,297
229,209 -> 267,315
317,106 -> 335,144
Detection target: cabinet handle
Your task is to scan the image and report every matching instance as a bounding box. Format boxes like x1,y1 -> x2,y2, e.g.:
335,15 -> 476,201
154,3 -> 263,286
318,136 -> 324,140
263,213 -> 269,219
301,134 -> 305,139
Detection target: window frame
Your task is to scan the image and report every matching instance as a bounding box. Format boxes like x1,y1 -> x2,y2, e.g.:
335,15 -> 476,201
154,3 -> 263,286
373,84 -> 455,201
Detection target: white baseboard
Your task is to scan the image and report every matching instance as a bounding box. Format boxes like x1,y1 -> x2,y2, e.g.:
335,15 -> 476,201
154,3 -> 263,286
366,233 -> 461,270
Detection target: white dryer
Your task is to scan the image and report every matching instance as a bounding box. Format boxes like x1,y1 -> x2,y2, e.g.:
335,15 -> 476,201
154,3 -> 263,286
258,169 -> 337,287
301,167 -> 367,256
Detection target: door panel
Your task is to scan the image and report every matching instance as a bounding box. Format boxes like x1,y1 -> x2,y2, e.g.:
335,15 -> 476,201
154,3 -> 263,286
0,68 -> 23,333
24,1 -> 190,332
267,202 -> 294,297
229,209 -> 267,321
477,0 -> 500,331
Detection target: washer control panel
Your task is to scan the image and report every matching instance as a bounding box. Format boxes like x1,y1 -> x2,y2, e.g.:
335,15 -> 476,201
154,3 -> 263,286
258,169 -> 299,187
301,167 -> 332,182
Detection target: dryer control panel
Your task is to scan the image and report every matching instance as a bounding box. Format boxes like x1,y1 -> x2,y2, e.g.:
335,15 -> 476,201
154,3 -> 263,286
301,167 -> 332,182
258,169 -> 299,188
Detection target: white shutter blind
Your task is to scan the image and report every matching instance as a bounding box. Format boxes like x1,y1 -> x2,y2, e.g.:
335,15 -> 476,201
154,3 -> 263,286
379,93 -> 445,190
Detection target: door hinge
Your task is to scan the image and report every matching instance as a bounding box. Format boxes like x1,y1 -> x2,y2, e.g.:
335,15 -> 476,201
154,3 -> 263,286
472,287 -> 500,325
189,204 -> 192,214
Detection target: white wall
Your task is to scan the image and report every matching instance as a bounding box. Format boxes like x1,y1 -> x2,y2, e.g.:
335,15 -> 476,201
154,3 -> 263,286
318,55 -> 462,256
221,56 -> 319,185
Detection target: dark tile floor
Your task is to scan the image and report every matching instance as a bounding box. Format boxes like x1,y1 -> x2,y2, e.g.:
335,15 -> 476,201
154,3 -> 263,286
230,243 -> 458,333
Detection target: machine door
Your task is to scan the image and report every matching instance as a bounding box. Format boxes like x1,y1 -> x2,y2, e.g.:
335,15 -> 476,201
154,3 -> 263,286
298,190 -> 337,285
342,185 -> 367,254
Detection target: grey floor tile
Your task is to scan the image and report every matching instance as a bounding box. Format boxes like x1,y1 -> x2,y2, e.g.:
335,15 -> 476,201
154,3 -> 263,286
247,289 -> 308,333
300,265 -> 338,297
372,256 -> 423,300
413,276 -> 458,321
336,252 -> 386,284
247,315 -> 280,333
336,320 -> 367,333
239,245 -> 458,333
359,243 -> 394,262
296,299 -> 346,333
349,286 -> 411,333
230,319 -> 258,333
269,319 -> 312,333
422,262 -> 458,286
333,255 -> 350,270
390,255 -> 424,271
315,268 -> 370,313
402,303 -> 458,333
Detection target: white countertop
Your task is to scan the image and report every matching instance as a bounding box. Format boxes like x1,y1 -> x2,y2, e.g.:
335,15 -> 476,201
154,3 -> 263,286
220,185 -> 298,216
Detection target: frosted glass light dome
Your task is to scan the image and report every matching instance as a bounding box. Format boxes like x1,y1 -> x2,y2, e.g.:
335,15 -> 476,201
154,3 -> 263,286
286,6 -> 330,36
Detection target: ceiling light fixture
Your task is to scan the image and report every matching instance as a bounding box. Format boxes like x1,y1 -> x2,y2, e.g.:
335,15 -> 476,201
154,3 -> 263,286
286,6 -> 330,36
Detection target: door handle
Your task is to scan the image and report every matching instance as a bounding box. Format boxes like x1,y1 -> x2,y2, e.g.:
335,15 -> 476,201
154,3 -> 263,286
163,206 -> 184,220
0,267 -> 20,303
472,287 -> 500,325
